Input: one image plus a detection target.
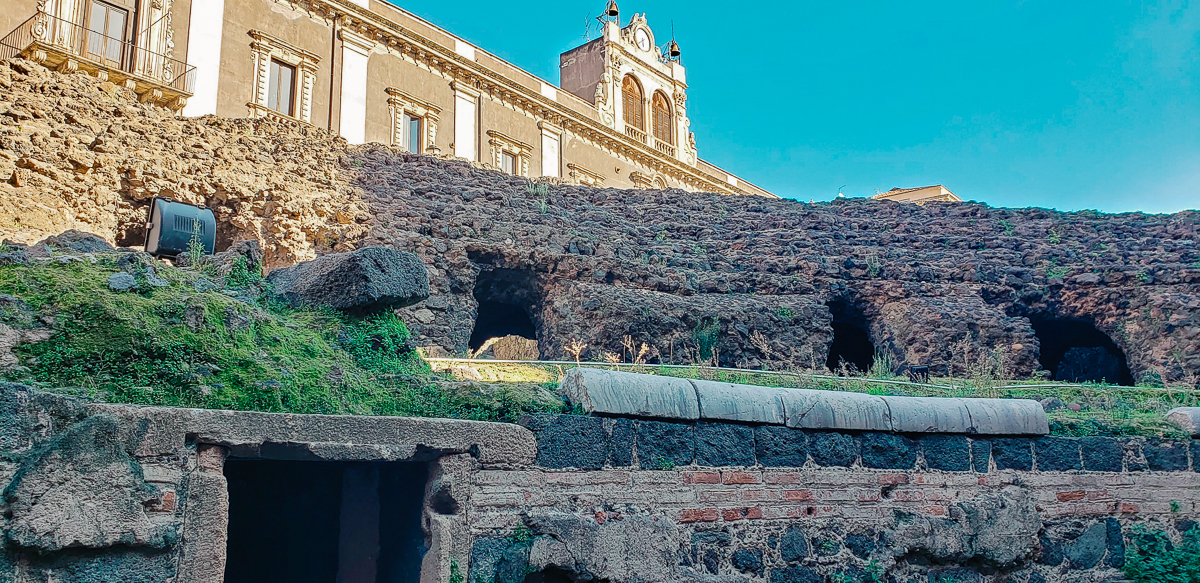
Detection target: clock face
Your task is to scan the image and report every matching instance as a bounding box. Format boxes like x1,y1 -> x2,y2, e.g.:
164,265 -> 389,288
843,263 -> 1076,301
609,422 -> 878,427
635,29 -> 651,51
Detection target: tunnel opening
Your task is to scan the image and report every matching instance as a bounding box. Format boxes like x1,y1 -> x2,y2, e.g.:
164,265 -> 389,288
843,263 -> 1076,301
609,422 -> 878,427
469,267 -> 540,355
224,459 -> 427,583
826,299 -> 876,373
1029,315 -> 1133,385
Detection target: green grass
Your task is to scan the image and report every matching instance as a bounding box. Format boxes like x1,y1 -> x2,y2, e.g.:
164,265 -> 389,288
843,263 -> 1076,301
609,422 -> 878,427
1124,526 -> 1200,583
0,257 -> 560,422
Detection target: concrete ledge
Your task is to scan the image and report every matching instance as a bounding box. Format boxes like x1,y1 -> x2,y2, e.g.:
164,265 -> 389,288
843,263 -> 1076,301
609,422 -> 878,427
693,379 -> 786,424
561,368 -> 1049,435
882,396 -> 972,433
90,403 -> 537,465
1167,407 -> 1200,436
561,368 -> 700,420
780,389 -> 891,431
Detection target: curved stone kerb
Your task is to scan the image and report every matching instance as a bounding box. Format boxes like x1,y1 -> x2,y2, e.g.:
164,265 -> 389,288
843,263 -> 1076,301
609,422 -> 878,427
1166,407 -> 1200,436
562,368 -> 700,420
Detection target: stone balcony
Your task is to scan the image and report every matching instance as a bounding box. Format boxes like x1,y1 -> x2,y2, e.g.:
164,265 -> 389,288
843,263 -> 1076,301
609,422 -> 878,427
0,11 -> 195,111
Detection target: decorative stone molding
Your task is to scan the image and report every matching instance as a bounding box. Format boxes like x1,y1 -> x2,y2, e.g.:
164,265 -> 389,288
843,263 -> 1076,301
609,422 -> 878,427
628,171 -> 654,189
566,163 -> 605,187
485,130 -> 532,177
247,29 -> 321,123
386,88 -> 441,154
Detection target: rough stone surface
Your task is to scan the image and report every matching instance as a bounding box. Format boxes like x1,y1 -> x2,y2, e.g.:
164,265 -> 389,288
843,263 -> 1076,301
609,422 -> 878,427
694,380 -> 786,424
636,420 -> 695,468
780,389 -> 890,431
922,435 -> 971,471
694,422 -> 756,467
991,438 -> 1033,471
1143,439 -> 1190,472
1036,437 -> 1082,471
4,415 -> 171,552
107,272 -> 137,291
266,246 -> 429,313
520,414 -> 607,470
4,61 -> 1198,382
884,486 -> 1040,568
1167,407 -> 1200,436
755,426 -> 807,467
861,433 -> 918,469
1080,437 -> 1124,472
807,431 -> 858,467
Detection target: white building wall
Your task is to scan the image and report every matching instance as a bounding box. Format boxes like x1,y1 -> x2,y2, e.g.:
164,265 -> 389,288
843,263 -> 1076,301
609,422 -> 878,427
339,30 -> 373,145
181,0 -> 226,117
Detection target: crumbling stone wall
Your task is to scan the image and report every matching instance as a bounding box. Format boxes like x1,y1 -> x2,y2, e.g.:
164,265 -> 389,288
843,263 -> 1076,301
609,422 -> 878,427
1,383 -> 1199,583
2,58 -> 1198,381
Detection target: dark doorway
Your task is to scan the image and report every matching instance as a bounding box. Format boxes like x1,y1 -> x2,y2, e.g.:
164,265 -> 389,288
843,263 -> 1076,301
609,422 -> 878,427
469,268 -> 540,352
1029,315 -> 1133,385
224,459 -> 427,583
826,299 -> 875,373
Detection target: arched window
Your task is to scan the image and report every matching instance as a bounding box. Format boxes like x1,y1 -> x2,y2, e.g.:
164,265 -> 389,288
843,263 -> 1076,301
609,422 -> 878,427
622,75 -> 644,131
652,92 -> 672,145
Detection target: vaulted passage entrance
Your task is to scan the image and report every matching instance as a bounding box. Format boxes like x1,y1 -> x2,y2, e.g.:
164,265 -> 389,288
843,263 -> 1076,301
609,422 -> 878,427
224,460 -> 427,583
826,299 -> 875,373
469,267 -> 540,356
1030,315 -> 1133,385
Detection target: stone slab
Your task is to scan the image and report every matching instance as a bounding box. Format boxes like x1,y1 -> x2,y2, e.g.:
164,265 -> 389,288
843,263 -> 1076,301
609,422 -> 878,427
881,396 -> 972,433
779,388 -> 890,431
693,379 -> 786,425
961,398 -> 1049,435
1166,407 -> 1200,436
561,368 -> 700,421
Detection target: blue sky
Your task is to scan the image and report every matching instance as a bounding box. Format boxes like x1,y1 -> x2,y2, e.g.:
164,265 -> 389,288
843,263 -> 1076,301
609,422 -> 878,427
387,0 -> 1199,213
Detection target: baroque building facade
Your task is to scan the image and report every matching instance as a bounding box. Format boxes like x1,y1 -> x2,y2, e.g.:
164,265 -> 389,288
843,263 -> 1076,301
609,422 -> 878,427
1,0 -> 775,196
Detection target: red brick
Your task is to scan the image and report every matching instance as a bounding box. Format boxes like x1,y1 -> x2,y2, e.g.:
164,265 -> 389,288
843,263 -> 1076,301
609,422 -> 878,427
893,490 -> 924,502
1119,503 -> 1139,514
684,472 -> 721,485
1057,490 -> 1087,502
878,474 -> 909,486
147,490 -> 176,512
722,508 -> 745,521
764,472 -> 802,485
919,505 -> 948,516
680,508 -> 720,523
858,491 -> 881,502
722,471 -> 760,485
745,507 -> 763,520
1086,490 -> 1110,500
784,489 -> 814,502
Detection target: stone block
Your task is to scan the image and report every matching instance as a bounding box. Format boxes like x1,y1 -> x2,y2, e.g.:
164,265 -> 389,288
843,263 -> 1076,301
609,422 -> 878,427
1036,437 -> 1081,471
265,246 -> 429,313
694,422 -> 755,467
861,433 -> 917,469
960,398 -> 1049,435
635,420 -> 694,468
1080,437 -> 1123,472
1166,407 -> 1200,436
561,368 -> 699,420
779,525 -> 810,562
970,439 -> 992,473
730,547 -> 763,575
520,414 -> 607,469
755,426 -> 807,467
807,431 -> 857,467
1144,439 -> 1189,471
990,438 -> 1033,471
922,435 -> 970,472
779,389 -> 889,431
607,418 -> 634,467
769,565 -> 822,583
693,379 -> 786,424
881,396 -> 971,433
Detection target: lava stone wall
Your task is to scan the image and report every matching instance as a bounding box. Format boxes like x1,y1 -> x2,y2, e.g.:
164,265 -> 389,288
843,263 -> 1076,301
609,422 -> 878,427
465,414 -> 1200,583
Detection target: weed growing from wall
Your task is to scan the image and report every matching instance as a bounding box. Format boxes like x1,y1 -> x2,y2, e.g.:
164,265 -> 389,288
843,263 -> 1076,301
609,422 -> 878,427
1123,525 -> 1200,583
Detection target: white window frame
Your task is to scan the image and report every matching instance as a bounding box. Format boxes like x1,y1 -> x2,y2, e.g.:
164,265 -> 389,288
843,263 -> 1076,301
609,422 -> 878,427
485,130 -> 533,177
386,88 -> 441,154
248,29 -> 320,123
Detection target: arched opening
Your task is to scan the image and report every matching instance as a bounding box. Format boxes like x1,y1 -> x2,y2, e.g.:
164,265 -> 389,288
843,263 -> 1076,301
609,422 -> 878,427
468,267 -> 540,357
622,75 -> 644,131
1030,315 -> 1133,385
826,299 -> 875,373
652,91 -> 672,145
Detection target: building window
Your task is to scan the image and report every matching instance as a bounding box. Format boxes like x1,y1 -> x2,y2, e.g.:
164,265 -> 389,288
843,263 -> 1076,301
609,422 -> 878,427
267,60 -> 296,116
652,91 -> 673,145
85,1 -> 128,66
387,88 -> 442,154
248,30 -> 321,123
398,113 -> 422,153
485,130 -> 532,177
622,75 -> 644,131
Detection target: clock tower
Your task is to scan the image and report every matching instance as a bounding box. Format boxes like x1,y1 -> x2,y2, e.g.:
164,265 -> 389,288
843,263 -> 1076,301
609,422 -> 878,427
559,10 -> 697,167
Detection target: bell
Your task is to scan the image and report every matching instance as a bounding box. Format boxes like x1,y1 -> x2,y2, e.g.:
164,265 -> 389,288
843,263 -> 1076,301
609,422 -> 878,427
667,39 -> 681,58
605,0 -> 619,17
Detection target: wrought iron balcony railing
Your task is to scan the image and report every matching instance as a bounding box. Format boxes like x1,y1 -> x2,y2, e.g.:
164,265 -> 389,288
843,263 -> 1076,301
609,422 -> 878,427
0,11 -> 195,107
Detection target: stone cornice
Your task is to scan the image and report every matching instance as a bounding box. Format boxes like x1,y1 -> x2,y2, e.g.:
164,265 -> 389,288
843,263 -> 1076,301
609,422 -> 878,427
248,29 -> 323,63
280,0 -> 767,196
